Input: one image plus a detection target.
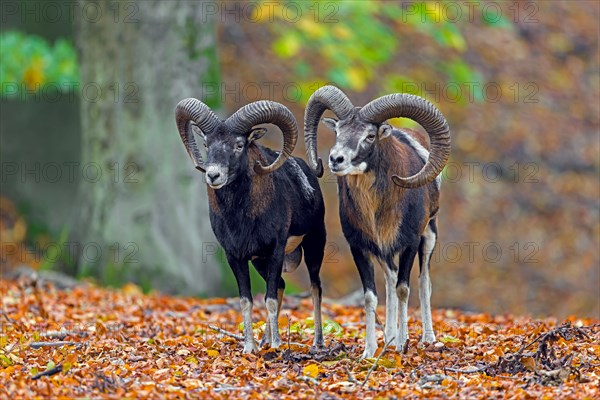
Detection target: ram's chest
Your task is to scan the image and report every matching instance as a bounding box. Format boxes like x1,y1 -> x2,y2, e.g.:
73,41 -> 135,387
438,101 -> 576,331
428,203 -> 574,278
342,176 -> 400,251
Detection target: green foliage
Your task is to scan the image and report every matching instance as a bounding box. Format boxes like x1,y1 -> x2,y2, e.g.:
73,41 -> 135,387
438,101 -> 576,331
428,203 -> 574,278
178,16 -> 222,109
38,226 -> 72,272
261,0 -> 511,103
0,31 -> 78,97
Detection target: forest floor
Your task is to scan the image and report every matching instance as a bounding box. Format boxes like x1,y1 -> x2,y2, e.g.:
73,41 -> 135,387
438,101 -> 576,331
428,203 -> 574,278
1,278 -> 598,399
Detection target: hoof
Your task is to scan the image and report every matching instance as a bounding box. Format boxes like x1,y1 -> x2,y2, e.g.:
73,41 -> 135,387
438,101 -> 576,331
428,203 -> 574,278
259,334 -> 271,348
270,338 -> 282,350
395,337 -> 408,351
421,334 -> 436,344
243,341 -> 259,354
360,345 -> 377,360
310,341 -> 325,353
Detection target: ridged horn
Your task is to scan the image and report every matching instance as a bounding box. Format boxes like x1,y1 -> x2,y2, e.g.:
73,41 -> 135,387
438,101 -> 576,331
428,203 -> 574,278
303,86 -> 355,177
359,94 -> 451,188
175,98 -> 222,172
226,101 -> 298,175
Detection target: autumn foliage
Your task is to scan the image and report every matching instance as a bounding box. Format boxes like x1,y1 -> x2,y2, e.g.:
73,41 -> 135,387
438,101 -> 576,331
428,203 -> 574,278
1,278 -> 598,399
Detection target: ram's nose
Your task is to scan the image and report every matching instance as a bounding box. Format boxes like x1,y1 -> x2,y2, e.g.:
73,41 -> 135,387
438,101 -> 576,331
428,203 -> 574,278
329,153 -> 345,166
205,164 -> 227,189
206,171 -> 221,183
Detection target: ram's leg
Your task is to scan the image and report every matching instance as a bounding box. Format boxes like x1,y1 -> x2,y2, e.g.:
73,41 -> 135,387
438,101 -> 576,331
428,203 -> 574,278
229,256 -> 257,354
418,219 -> 437,343
397,246 -> 418,350
265,246 -> 285,349
253,259 -> 285,347
261,285 -> 284,347
379,257 -> 399,347
350,246 -> 378,359
302,222 -> 326,348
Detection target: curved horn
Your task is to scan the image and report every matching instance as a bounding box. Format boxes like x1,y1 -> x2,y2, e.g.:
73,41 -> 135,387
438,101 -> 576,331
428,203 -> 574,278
304,85 -> 355,177
359,94 -> 451,188
225,101 -> 298,175
175,98 -> 222,172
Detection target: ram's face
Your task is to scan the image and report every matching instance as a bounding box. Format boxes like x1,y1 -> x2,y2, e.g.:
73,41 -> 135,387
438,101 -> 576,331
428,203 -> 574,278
203,128 -> 266,189
322,117 -> 392,176
203,133 -> 247,189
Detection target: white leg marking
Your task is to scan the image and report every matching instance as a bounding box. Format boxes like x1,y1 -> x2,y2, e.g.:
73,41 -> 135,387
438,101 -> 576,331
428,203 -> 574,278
420,226 -> 436,343
361,290 -> 378,359
266,298 -> 281,349
262,321 -> 271,347
383,263 -> 399,346
262,288 -> 284,347
240,297 -> 258,354
311,285 -> 324,347
397,284 -> 410,349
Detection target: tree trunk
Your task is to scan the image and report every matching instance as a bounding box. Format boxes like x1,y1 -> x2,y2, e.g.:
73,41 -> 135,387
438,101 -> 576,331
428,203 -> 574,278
73,0 -> 222,295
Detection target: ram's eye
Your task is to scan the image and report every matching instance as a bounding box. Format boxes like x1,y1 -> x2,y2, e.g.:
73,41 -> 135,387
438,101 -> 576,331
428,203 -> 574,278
235,142 -> 244,151
366,133 -> 376,143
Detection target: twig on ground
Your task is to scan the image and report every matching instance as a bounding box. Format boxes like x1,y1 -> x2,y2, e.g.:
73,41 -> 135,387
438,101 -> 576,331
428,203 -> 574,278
287,313 -> 291,349
40,329 -> 89,339
345,367 -> 358,384
285,342 -> 309,348
445,364 -> 488,374
214,384 -> 254,392
31,364 -> 63,380
517,322 -> 578,354
403,339 -> 409,354
30,341 -> 79,349
3,340 -> 19,354
361,336 -> 395,387
209,325 -> 244,341
298,375 -> 319,385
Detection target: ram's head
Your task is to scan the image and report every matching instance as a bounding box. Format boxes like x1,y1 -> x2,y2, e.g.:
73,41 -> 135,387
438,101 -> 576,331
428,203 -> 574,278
304,86 -> 451,188
175,99 -> 297,189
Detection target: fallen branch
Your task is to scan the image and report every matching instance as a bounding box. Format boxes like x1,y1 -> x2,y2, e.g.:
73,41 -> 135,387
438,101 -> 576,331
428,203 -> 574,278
445,364 -> 488,374
516,322 -> 586,355
214,384 -> 254,392
287,314 -> 291,349
345,367 -> 358,384
208,325 -> 244,341
31,364 -> 63,380
30,341 -> 79,349
286,342 -> 309,348
298,375 -> 319,385
361,337 -> 395,387
40,329 -> 89,339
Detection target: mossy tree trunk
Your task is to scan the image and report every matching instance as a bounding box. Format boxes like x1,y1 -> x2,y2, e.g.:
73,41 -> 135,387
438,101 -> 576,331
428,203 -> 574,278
73,0 -> 222,295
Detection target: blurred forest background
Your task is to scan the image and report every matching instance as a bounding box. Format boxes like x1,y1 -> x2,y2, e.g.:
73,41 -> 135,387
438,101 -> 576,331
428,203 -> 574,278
1,1 -> 598,318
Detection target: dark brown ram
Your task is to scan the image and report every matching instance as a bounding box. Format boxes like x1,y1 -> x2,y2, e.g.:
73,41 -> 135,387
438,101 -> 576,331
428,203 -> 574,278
176,99 -> 326,353
304,86 -> 450,358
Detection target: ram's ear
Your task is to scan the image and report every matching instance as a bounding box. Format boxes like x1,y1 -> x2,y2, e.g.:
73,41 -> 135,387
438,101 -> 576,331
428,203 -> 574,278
378,123 -> 393,139
321,117 -> 338,131
248,127 -> 268,142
